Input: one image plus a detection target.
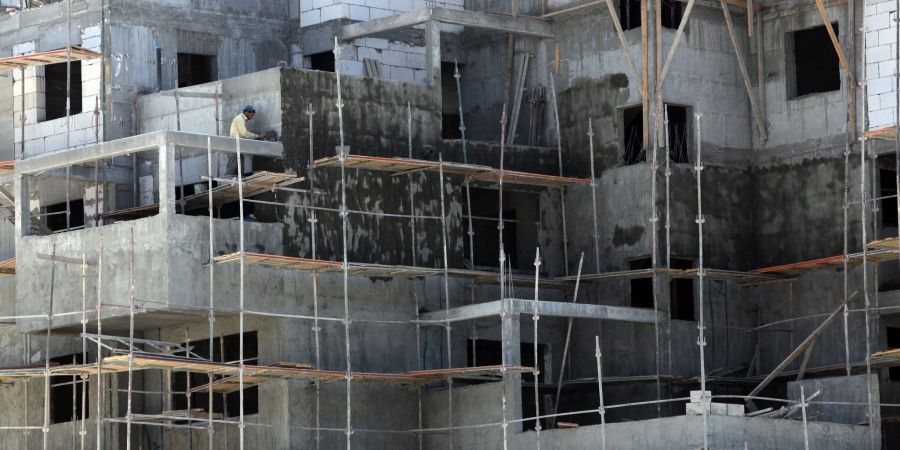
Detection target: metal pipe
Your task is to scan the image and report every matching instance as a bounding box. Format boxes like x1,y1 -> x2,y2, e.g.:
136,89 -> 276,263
531,248 -> 542,447
551,254 -> 584,425
548,71 -> 570,275
595,335 -> 606,450
438,155 -> 452,448
206,136 -> 216,450
125,230 -> 135,450
695,113 -> 709,449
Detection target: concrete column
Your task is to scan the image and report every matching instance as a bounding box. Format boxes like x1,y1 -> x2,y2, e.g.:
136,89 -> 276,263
425,19 -> 443,125
14,172 -> 28,237
158,142 -> 175,218
500,302 -> 520,366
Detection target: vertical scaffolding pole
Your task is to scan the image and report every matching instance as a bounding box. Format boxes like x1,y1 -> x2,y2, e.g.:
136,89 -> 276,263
95,238 -> 103,450
236,133 -> 247,449
595,335 -> 606,450
65,0 -> 72,231
800,385 -> 810,450
438,155 -> 453,448
206,137 -> 215,450
125,229 -> 135,450
408,102 -> 418,266
42,244 -> 56,450
414,292 -> 423,450
694,113 -> 709,449
455,62 -> 477,270
587,120 -> 601,273
860,134 -> 876,449
334,37 -> 353,450
531,248 -> 541,447
306,100 -> 323,450
551,254 -> 584,426
498,106 -> 509,450
549,72 -> 570,275
79,253 -> 87,450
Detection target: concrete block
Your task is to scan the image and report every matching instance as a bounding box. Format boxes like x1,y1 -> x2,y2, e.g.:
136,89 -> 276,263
366,38 -> 390,50
879,60 -> 896,78
413,69 -> 427,84
879,91 -> 898,110
366,0 -> 390,9
867,62 -> 880,79
313,0 -> 334,8
869,108 -> 895,128
320,4 -> 348,22
690,391 -> 709,403
866,30 -> 879,48
13,41 -> 34,55
300,10 -> 321,27
868,76 -> 894,95
382,49 -> 406,66
867,44 -> 892,63
406,52 -> 426,69
726,403 -> 745,416
879,28 -> 897,46
369,7 -> 393,20
877,2 -> 896,14
389,0 -> 412,11
869,13 -> 891,31
340,60 -> 366,77
348,4 -> 369,21
357,46 -> 381,61
81,36 -> 101,51
389,66 -> 414,83
81,25 -> 101,40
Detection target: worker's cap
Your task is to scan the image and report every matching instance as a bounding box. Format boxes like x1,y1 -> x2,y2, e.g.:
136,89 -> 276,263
243,105 -> 256,113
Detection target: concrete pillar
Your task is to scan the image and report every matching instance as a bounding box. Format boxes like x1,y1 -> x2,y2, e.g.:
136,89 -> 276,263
425,19 -> 443,124
14,172 -> 28,237
500,303 -> 520,367
158,142 -> 175,218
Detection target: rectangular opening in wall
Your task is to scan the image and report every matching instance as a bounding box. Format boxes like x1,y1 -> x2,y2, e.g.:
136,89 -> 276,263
43,61 -> 82,122
466,339 -> 548,431
881,167 -> 898,228
888,327 -> 900,381
620,0 -> 683,30
622,105 -> 644,165
465,189 -> 541,270
310,52 -> 335,72
441,62 -> 462,139
789,24 -> 840,98
630,258 -> 654,308
44,199 -> 85,232
177,53 -> 217,88
171,331 -> 259,416
665,104 -> 690,164
50,353 -> 89,424
670,258 -> 695,321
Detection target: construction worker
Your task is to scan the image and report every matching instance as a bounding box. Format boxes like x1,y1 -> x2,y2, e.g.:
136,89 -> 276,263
230,105 -> 259,140
227,105 -> 259,175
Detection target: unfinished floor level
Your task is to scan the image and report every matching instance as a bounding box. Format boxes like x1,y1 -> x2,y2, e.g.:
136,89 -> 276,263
0,0 -> 898,449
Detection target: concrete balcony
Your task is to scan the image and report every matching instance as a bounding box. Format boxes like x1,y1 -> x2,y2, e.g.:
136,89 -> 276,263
14,130 -> 284,333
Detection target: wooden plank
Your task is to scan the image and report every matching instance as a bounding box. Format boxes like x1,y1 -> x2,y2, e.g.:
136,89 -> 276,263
745,298 -> 850,409
0,46 -> 101,72
813,0 -> 850,73
721,0 -> 768,143
602,0 -> 643,87
542,1 -> 603,18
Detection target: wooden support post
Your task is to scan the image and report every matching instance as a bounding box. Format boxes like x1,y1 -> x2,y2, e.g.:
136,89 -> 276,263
814,0 -> 856,140
602,0 -> 642,83
745,296 -> 852,409
641,0 -> 650,145
720,0 -> 768,143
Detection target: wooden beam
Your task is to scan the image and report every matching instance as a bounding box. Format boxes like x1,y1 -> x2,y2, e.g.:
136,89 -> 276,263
723,0 -> 763,12
720,0 -> 768,143
658,0 -> 697,86
542,1 -> 603,18
813,0 -> 850,73
602,0 -> 643,84
641,0 -> 650,145
745,296 -> 852,409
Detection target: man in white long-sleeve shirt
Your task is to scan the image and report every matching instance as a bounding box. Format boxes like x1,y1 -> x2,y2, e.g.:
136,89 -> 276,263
227,105 -> 259,174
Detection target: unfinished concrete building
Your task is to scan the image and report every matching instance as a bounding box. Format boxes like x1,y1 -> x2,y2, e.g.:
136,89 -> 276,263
0,0 -> 897,448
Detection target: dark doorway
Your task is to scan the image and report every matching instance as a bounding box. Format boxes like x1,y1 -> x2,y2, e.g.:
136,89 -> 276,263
889,327 -> 900,381
882,168 -> 898,228
310,52 -> 336,72
666,105 -> 689,163
172,331 -> 259,417
50,353 -> 89,424
623,105 -> 644,165
177,53 -> 217,88
670,258 -> 695,321
620,0 -> 683,30
441,62 -> 462,139
44,62 -> 82,122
